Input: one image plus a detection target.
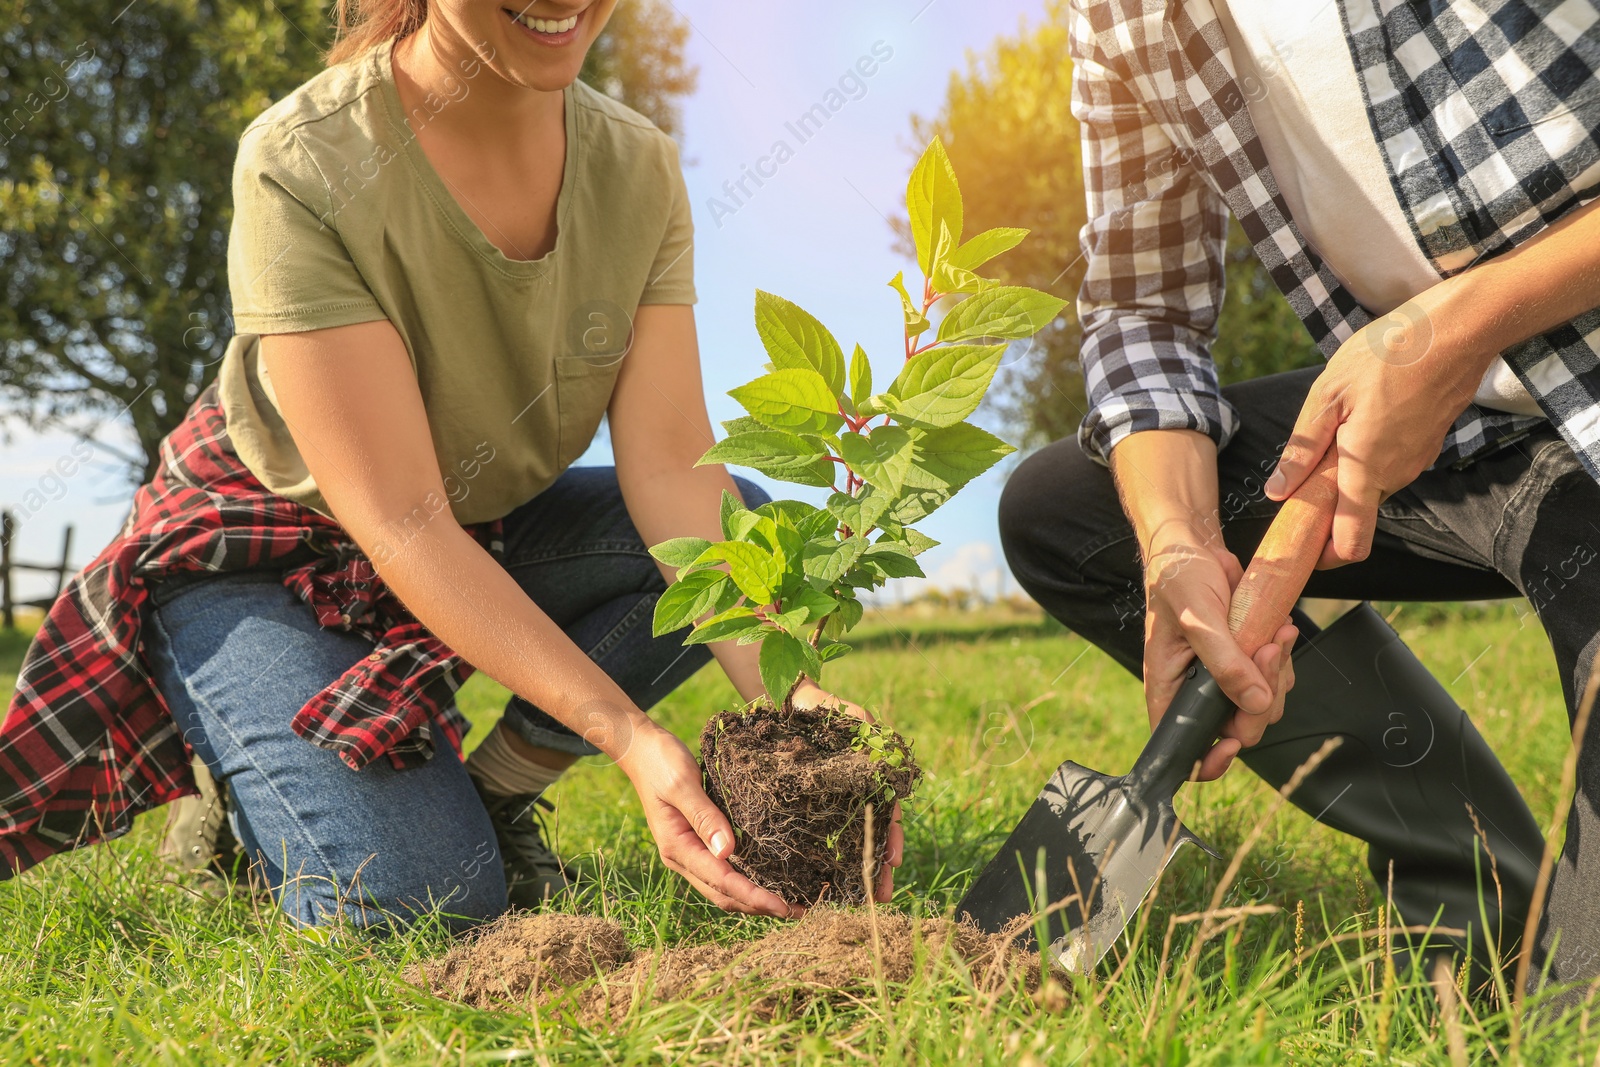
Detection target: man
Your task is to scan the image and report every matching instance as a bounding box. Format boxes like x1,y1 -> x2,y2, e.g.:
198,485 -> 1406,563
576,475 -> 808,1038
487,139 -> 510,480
1000,0 -> 1600,995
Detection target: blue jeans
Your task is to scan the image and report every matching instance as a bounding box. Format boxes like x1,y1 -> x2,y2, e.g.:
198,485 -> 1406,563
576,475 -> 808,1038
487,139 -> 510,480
146,467 -> 766,929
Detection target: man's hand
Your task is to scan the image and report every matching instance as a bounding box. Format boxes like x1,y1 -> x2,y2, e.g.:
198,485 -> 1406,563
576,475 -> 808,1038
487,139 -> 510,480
1266,197 -> 1600,565
793,680 -> 904,902
1264,300 -> 1496,568
616,722 -> 799,918
1110,431 -> 1298,780
1142,519 -> 1298,780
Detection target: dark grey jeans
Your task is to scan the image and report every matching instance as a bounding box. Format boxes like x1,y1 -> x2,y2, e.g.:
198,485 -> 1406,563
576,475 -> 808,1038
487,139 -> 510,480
491,468 -> 767,756
999,366 -> 1599,991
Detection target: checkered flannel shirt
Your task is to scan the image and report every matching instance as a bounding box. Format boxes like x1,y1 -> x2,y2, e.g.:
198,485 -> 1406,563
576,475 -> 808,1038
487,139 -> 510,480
0,385 -> 496,879
1070,0 -> 1600,478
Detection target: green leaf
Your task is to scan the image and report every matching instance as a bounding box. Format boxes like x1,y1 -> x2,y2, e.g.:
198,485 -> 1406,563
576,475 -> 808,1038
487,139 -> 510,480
948,227 -> 1028,273
698,430 -> 834,488
857,393 -> 897,418
710,576 -> 744,615
835,425 -> 915,496
649,536 -> 713,570
818,641 -> 851,663
888,272 -> 931,338
756,499 -> 827,533
884,485 -> 953,526
714,489 -> 762,542
899,528 -> 940,556
784,583 -> 839,624
904,422 -> 1016,492
801,535 -> 867,583
652,569 -> 730,636
937,286 -> 1068,343
700,541 -> 781,604
729,368 -> 846,435
753,290 -> 847,398
685,606 -> 764,645
864,541 -> 925,579
877,525 -> 940,556
837,596 -> 865,632
849,344 -> 873,408
931,256 -> 996,296
746,516 -> 805,585
719,490 -> 746,540
758,631 -> 811,703
770,502 -> 837,541
907,139 -> 963,276
886,344 -> 1005,428
827,489 -> 890,535
769,607 -> 811,638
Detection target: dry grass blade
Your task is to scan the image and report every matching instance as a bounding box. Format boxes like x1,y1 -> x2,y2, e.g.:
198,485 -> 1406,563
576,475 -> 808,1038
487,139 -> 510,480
1432,956 -> 1470,1067
1511,644 -> 1600,1040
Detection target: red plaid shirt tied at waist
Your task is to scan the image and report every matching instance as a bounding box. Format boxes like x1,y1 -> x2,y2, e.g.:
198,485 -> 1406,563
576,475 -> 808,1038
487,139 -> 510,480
0,385 -> 498,878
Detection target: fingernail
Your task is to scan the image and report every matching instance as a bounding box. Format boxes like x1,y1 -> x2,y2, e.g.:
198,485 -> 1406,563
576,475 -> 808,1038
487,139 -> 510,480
710,831 -> 730,856
1265,469 -> 1287,498
1243,686 -> 1270,712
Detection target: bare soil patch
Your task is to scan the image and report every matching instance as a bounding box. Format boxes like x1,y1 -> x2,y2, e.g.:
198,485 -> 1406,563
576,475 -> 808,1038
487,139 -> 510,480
405,909 -> 1044,1024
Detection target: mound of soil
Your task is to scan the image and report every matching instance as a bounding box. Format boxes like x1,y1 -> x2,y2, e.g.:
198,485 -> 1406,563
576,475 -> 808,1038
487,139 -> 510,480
403,914 -> 632,1011
407,909 -> 1046,1024
699,704 -> 921,905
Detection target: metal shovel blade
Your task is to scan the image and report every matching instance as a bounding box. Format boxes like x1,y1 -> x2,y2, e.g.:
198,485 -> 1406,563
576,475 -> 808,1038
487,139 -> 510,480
957,759 -> 1217,972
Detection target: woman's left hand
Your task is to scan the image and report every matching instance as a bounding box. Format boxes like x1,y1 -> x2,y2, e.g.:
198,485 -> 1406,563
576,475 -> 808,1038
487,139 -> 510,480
1263,298 -> 1495,568
792,680 -> 905,903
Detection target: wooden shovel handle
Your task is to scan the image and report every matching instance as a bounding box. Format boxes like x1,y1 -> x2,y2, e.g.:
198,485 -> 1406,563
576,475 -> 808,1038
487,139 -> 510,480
1225,450 -> 1340,656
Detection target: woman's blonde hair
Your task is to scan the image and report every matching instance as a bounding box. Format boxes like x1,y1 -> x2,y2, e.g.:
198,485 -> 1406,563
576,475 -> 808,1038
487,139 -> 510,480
327,0 -> 429,66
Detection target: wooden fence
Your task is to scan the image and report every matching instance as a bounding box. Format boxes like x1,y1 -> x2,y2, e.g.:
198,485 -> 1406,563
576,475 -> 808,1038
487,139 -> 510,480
0,511 -> 75,629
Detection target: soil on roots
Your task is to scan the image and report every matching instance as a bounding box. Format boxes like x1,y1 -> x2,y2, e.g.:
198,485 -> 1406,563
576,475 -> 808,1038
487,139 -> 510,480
699,704 -> 921,906
406,909 -> 1047,1024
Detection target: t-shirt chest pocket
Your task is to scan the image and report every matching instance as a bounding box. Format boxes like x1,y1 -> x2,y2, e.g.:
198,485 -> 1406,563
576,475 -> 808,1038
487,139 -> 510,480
554,299 -> 635,469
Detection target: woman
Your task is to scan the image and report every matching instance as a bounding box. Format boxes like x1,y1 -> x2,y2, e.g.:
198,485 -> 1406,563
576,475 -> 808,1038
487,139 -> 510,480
0,0 -> 900,928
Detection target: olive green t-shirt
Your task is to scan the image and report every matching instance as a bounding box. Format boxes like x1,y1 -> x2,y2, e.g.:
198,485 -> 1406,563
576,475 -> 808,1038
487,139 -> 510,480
218,44 -> 695,525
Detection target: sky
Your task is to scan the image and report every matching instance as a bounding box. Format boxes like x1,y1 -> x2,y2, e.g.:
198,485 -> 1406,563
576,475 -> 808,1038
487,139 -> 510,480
0,0 -> 1062,604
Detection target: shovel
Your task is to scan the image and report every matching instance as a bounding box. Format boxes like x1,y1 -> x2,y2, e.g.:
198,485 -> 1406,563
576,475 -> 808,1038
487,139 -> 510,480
957,453 -> 1340,971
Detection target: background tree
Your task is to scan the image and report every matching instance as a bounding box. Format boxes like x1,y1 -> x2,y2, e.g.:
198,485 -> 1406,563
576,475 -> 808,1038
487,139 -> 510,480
0,0 -> 695,485
581,0 -> 697,138
904,0 -> 1319,454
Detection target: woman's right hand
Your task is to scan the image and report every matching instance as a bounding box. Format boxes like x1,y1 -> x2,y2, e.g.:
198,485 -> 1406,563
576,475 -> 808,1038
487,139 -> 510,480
616,721 -> 798,918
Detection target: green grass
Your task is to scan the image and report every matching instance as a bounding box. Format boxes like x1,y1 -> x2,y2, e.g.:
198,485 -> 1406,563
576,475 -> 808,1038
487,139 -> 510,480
1,601 -> 1590,1064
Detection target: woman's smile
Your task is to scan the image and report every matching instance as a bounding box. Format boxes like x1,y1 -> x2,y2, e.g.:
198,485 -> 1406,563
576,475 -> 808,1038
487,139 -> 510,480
504,4 -> 585,46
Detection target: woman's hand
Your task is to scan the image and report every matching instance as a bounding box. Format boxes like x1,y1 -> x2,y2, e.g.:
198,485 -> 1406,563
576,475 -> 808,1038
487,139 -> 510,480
1141,519 -> 1298,781
793,680 -> 904,902
1265,301 -> 1495,568
616,721 -> 799,918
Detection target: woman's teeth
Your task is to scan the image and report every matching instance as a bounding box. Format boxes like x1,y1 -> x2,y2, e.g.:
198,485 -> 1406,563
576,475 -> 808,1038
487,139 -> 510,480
512,12 -> 578,34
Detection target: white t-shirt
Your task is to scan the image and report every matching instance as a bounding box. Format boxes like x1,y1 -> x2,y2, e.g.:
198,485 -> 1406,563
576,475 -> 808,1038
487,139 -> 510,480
1214,0 -> 1541,417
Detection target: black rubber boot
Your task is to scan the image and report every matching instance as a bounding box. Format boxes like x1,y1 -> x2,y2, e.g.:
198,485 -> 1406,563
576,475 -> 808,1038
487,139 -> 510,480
1241,603 -> 1542,982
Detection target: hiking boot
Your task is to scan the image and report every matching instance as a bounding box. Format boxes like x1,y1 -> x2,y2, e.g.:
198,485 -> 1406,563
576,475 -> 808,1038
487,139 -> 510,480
159,755 -> 241,875
471,776 -> 573,909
